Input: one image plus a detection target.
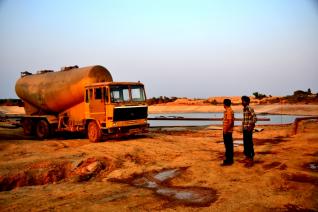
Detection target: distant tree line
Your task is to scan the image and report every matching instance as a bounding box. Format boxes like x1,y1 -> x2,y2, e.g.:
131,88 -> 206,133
283,88 -> 318,103
147,96 -> 178,105
0,99 -> 23,106
253,88 -> 318,104
2,89 -> 317,107
253,92 -> 267,100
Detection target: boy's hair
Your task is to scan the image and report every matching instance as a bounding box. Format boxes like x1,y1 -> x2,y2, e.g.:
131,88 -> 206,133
241,96 -> 250,103
223,99 -> 231,106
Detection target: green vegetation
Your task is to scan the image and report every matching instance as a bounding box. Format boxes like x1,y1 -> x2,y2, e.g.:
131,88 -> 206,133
210,99 -> 218,105
147,96 -> 177,105
253,92 -> 267,100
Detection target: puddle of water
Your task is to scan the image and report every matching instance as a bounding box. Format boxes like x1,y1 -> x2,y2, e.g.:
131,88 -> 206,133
233,140 -> 243,147
132,177 -> 159,189
175,191 -> 196,200
153,168 -> 180,182
113,168 -> 218,207
309,163 -> 318,171
233,140 -> 243,145
155,187 -> 217,206
157,188 -> 200,201
305,162 -> 318,172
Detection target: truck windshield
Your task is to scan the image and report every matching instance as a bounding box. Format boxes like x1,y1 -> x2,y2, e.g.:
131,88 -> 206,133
131,85 -> 146,102
110,85 -> 145,103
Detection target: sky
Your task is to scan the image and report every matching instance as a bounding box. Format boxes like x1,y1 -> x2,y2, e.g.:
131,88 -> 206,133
0,0 -> 318,99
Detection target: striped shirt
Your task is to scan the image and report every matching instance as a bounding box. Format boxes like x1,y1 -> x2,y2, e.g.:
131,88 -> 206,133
223,107 -> 234,133
242,105 -> 257,130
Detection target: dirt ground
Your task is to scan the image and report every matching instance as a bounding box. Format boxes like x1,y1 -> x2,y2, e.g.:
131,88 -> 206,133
0,118 -> 317,211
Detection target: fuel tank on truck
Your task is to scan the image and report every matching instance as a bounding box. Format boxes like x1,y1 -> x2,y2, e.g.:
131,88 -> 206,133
15,65 -> 113,115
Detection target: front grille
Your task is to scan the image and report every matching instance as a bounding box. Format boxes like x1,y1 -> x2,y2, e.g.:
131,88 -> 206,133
113,106 -> 148,121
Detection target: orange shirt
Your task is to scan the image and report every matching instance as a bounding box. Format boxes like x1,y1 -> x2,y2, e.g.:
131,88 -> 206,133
223,107 -> 234,133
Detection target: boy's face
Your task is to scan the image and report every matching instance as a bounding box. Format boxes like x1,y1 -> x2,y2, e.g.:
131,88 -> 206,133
242,100 -> 248,107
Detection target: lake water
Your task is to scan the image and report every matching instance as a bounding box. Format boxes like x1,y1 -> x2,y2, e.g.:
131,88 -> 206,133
148,112 -> 307,127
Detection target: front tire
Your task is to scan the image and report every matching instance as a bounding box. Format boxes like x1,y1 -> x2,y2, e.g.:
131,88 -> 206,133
87,121 -> 102,143
36,120 -> 50,139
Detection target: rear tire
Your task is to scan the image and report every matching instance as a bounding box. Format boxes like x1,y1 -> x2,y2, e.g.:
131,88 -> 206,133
21,118 -> 35,136
87,121 -> 102,143
36,120 -> 50,139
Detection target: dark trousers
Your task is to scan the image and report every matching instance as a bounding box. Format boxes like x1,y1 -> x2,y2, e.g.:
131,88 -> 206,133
223,133 -> 233,162
243,130 -> 255,159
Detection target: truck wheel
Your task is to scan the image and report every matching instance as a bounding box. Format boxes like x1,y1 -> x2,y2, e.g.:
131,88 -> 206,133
21,118 -> 35,136
36,120 -> 50,139
88,121 -> 102,143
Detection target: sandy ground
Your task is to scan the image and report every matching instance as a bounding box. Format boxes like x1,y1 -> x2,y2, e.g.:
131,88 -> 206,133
0,106 -> 25,115
0,118 -> 317,211
0,105 -> 317,211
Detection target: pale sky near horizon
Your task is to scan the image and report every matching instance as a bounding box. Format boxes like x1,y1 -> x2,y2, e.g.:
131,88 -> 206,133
1,0 -> 318,99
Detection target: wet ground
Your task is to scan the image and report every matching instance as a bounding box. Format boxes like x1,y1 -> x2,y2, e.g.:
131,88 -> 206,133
0,121 -> 317,211
111,167 -> 218,207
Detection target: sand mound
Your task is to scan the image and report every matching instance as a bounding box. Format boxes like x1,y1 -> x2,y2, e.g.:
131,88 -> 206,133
0,106 -> 25,115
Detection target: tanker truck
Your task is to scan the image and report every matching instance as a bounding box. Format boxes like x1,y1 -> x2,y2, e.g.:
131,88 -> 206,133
15,65 -> 149,142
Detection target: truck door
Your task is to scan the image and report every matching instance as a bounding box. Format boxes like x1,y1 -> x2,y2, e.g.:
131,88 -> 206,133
87,87 -> 106,121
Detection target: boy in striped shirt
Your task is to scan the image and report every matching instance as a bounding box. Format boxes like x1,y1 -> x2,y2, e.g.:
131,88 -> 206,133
241,96 -> 257,162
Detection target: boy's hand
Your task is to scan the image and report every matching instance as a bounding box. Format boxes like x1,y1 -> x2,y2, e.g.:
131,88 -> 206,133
247,124 -> 255,132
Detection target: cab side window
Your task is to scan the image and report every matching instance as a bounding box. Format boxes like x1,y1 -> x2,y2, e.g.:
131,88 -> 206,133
89,89 -> 93,101
95,88 -> 102,100
103,87 -> 108,103
85,89 -> 89,103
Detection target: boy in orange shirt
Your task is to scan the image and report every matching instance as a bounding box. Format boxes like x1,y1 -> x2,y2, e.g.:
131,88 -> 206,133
222,99 -> 234,166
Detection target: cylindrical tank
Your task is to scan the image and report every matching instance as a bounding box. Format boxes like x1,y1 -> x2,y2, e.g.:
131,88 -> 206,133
15,65 -> 113,115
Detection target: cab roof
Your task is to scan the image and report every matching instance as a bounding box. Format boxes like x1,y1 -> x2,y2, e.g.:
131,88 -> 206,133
85,81 -> 144,88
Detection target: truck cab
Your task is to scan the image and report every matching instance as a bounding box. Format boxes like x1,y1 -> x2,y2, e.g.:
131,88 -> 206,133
84,82 -> 149,142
